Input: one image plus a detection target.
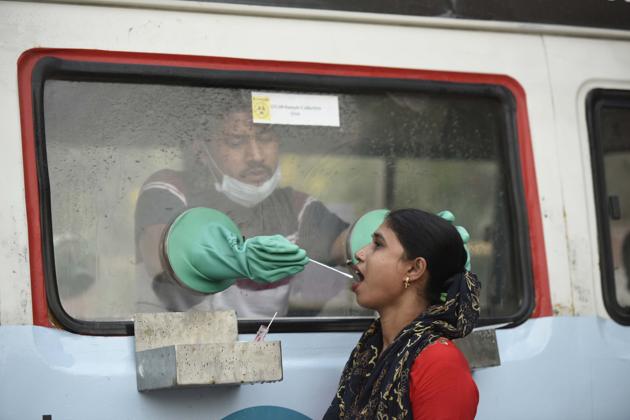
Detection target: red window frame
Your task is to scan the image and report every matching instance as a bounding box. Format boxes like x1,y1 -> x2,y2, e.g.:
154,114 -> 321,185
17,48 -> 552,328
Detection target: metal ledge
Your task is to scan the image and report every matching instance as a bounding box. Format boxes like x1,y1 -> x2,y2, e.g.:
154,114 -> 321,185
455,329 -> 501,370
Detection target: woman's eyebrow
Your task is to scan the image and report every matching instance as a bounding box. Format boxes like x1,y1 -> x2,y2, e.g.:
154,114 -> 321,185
372,232 -> 386,243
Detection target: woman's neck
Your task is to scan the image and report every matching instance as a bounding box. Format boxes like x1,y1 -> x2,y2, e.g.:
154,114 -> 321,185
378,297 -> 428,352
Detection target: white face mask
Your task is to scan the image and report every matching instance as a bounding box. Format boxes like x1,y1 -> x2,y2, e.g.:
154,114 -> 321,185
215,167 -> 281,208
203,143 -> 281,208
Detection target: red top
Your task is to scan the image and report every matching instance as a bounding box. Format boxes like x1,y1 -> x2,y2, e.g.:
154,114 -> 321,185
409,338 -> 479,420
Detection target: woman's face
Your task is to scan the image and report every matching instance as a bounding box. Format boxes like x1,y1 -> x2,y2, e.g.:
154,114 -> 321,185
351,223 -> 410,311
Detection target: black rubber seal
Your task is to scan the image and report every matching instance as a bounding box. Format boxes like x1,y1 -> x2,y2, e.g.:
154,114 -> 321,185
586,88 -> 630,326
30,56 -> 534,335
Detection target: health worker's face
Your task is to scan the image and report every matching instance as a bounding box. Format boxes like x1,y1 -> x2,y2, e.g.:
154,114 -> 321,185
351,223 -> 410,311
208,112 -> 280,186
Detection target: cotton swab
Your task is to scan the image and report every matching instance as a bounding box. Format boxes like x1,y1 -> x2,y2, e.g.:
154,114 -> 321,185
309,258 -> 353,278
253,311 -> 278,342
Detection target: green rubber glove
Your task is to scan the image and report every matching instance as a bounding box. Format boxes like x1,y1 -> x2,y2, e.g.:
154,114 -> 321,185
191,224 -> 309,283
165,207 -> 240,294
243,235 -> 310,281
165,207 -> 309,294
346,209 -> 390,265
436,210 -> 471,271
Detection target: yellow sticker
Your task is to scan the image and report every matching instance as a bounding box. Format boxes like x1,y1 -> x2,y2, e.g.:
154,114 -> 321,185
252,96 -> 271,121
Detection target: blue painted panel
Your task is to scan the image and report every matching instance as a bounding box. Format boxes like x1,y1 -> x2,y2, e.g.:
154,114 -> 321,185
474,317 -> 630,420
0,326 -> 357,420
223,406 -> 311,420
1,317 -> 630,420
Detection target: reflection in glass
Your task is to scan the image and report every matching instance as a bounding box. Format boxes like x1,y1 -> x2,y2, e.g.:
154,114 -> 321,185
44,80 -> 520,322
601,107 -> 630,308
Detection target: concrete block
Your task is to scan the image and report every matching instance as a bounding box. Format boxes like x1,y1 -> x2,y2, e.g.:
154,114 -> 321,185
134,311 -> 237,352
134,310 -> 282,391
182,341 -> 282,385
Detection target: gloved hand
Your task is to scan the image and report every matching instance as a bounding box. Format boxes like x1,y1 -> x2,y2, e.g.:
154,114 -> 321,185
164,207 -> 309,294
191,224 -> 309,283
436,210 -> 471,271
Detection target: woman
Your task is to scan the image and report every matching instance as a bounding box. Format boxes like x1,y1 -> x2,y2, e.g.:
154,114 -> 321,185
324,208 -> 481,419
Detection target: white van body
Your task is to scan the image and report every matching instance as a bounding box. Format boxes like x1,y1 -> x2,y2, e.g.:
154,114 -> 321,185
1,1 -> 630,419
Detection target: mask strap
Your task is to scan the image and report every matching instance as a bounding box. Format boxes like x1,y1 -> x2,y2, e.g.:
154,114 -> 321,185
201,142 -> 225,190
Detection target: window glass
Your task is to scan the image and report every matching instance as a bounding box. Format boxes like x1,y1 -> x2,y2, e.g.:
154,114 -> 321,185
593,102 -> 630,312
43,76 -> 524,324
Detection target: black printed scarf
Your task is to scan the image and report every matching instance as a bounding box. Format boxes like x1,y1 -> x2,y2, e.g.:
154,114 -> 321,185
323,270 -> 481,419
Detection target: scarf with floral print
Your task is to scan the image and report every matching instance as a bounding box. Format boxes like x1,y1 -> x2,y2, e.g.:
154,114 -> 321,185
323,270 -> 480,419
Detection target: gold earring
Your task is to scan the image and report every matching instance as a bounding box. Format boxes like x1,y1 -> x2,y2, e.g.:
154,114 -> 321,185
404,276 -> 410,289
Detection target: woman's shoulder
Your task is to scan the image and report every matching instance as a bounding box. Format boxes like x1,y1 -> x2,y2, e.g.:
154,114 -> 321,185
416,338 -> 469,367
410,337 -> 474,388
409,338 -> 478,420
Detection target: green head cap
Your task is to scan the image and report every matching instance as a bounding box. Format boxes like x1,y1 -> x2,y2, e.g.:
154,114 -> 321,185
346,209 -> 390,265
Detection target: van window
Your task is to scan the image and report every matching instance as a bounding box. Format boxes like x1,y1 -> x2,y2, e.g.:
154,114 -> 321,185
33,56 -> 533,334
588,89 -> 630,325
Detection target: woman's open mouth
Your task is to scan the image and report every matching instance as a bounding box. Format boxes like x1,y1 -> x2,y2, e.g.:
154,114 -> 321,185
351,266 -> 365,290
348,262 -> 365,292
